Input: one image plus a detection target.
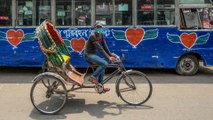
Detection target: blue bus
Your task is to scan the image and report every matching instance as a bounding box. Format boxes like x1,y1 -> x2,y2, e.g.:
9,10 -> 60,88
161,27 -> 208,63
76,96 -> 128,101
0,0 -> 213,75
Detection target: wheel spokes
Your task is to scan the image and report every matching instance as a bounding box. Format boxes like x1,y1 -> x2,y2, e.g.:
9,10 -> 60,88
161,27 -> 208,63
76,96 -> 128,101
118,71 -> 152,105
31,75 -> 67,114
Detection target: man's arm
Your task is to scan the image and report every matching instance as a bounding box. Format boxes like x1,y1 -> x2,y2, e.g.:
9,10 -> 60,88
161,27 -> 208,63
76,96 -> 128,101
102,39 -> 112,56
101,40 -> 116,63
90,35 -> 110,59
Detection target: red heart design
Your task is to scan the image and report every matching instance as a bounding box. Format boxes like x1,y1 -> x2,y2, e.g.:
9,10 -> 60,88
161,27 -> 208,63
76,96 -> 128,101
180,33 -> 197,49
6,29 -> 24,47
70,38 -> 86,52
126,28 -> 144,47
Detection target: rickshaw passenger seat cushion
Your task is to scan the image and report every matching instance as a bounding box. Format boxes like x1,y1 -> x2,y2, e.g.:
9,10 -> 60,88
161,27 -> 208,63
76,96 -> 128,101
66,70 -> 85,85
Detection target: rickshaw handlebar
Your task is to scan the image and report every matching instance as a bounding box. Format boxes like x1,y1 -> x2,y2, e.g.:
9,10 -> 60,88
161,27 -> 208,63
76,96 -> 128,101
113,53 -> 125,63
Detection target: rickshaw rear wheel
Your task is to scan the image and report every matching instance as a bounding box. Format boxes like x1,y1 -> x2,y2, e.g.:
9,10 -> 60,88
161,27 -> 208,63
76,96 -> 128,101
30,73 -> 67,114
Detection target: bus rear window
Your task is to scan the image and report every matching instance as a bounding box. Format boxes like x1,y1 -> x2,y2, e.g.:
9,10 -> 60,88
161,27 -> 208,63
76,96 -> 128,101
180,0 -> 212,4
180,8 -> 213,29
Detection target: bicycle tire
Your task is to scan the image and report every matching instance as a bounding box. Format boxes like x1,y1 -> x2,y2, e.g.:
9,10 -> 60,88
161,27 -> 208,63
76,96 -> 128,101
117,70 -> 152,105
30,74 -> 67,114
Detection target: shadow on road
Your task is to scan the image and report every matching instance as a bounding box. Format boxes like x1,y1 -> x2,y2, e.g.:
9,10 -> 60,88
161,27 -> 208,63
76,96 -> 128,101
29,98 -> 153,119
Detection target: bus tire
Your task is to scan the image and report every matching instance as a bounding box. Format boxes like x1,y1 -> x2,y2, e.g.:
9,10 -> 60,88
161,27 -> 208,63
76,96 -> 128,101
175,55 -> 199,75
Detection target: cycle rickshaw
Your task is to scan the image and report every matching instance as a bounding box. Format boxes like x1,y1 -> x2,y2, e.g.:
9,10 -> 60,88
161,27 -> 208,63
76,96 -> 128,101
30,20 -> 152,114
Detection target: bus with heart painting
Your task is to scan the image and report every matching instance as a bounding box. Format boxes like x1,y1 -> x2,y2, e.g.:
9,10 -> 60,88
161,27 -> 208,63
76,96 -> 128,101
0,0 -> 213,75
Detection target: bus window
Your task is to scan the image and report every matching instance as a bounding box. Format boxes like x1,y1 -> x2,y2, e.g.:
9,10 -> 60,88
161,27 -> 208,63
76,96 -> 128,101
17,0 -> 33,26
96,0 -> 113,26
36,0 -> 51,25
56,0 -> 72,26
115,0 -> 132,26
180,0 -> 211,4
180,8 -> 202,29
74,0 -> 91,26
137,0 -> 154,25
0,0 -> 12,26
157,0 -> 175,25
180,7 -> 213,29
201,8 -> 213,29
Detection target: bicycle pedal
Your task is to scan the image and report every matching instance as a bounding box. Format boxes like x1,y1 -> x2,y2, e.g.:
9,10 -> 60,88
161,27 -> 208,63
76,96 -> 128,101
94,84 -> 104,93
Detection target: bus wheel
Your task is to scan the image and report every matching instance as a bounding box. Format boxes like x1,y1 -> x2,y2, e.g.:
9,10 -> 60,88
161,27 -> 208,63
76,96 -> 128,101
176,55 -> 199,75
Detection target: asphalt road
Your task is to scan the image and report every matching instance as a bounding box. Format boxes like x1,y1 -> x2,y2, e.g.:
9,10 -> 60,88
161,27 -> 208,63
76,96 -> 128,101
0,66 -> 213,120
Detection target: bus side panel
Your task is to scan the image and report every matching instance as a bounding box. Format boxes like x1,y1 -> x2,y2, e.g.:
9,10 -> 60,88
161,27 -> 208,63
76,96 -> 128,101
154,27 -> 181,68
193,31 -> 213,66
157,28 -> 213,68
107,27 -> 159,68
0,27 -> 213,69
0,28 -> 45,67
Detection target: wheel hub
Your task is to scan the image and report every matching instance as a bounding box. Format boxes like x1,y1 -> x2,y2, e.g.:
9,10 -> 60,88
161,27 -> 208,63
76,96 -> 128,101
181,59 -> 194,71
46,87 -> 54,98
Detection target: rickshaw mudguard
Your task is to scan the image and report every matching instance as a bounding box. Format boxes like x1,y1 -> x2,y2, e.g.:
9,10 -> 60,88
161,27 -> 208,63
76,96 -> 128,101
115,69 -> 133,97
32,72 -> 67,85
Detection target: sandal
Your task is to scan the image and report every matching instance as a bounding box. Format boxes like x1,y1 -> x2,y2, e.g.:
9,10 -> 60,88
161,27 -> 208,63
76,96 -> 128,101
88,77 -> 99,86
99,87 -> 110,94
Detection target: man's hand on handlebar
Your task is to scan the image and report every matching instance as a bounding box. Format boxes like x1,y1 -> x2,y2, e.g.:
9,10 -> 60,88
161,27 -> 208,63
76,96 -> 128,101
109,56 -> 116,63
109,53 -> 121,63
111,53 -> 117,58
